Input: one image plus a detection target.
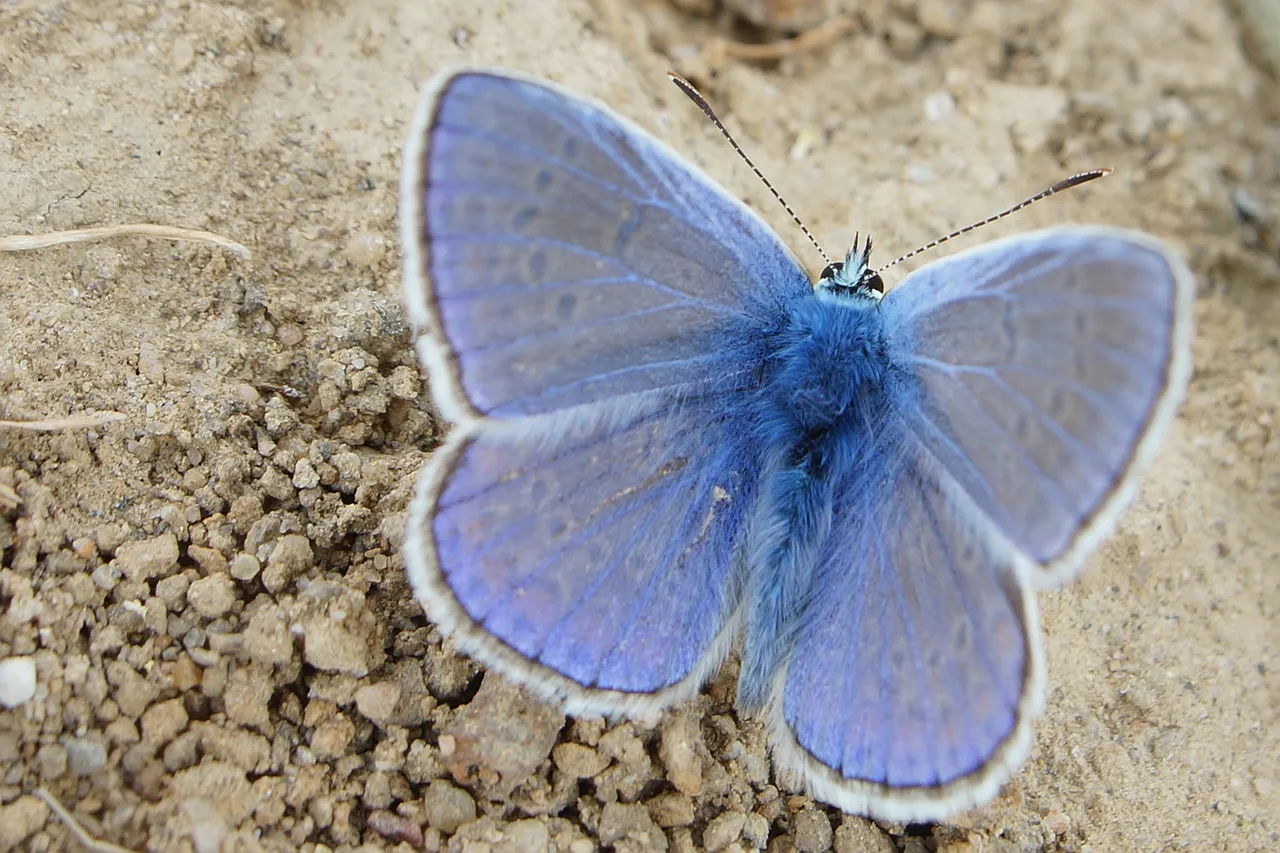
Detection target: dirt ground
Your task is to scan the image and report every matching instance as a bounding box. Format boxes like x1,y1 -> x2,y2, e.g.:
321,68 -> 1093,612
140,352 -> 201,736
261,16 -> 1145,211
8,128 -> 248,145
1,1 -> 1277,851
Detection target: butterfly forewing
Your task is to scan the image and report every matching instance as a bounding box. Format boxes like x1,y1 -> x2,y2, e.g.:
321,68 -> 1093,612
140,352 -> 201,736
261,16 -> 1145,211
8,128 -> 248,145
402,71 -> 811,421
881,228 -> 1193,583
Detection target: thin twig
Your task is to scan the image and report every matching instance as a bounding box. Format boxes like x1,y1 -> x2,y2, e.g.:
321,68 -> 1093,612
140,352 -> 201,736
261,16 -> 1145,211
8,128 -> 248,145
0,411 -> 126,431
0,224 -> 249,259
35,788 -> 138,853
718,15 -> 856,61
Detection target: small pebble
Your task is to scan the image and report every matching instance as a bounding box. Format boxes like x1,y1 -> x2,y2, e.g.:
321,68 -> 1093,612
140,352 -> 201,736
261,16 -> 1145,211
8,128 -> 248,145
298,612 -> 373,675
743,813 -> 770,848
659,711 -> 704,796
197,722 -> 270,768
36,743 -> 68,780
229,553 -> 261,581
343,231 -> 388,267
114,533 -> 179,581
553,742 -> 609,778
439,675 -> 563,798
648,792 -> 696,828
495,819 -> 550,853
923,91 -> 955,122
277,323 -> 305,347
293,458 -> 321,489
63,737 -> 108,775
362,771 -> 394,810
368,810 -> 424,846
310,716 -> 356,760
0,656 -> 37,708
354,681 -> 401,725
264,534 -> 313,592
171,36 -> 196,71
156,574 -> 191,609
793,810 -> 833,852
704,811 -> 746,852
917,0 -> 967,38
0,795 -> 50,850
243,603 -> 293,665
188,573 -> 237,619
768,835 -> 798,853
188,544 -> 229,574
598,802 -> 664,850
171,762 -> 256,825
422,779 -> 476,834
834,817 -> 895,853
141,697 -> 190,747
223,666 -> 272,728
387,365 -> 421,400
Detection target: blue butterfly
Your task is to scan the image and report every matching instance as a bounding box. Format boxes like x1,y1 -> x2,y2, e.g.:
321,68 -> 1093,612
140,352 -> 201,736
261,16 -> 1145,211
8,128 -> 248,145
398,69 -> 1194,821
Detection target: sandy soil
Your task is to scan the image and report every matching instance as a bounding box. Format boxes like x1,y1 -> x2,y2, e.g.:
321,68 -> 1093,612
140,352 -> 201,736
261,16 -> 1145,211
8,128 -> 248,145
1,1 -> 1277,851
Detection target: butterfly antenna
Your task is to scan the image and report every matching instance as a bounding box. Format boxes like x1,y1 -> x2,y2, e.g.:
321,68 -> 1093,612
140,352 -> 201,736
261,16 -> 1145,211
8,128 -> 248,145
668,72 -> 831,267
874,168 -> 1114,276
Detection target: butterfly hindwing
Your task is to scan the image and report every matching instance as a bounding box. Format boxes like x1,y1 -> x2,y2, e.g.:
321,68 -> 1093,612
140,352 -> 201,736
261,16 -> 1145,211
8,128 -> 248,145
406,395 -> 759,715
401,70 -> 811,422
768,438 -> 1040,821
881,227 -> 1194,584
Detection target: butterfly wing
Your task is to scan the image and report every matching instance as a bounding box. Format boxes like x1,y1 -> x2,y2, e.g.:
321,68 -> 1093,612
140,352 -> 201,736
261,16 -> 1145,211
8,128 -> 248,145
401,69 -> 810,421
768,439 -> 1041,821
408,396 -> 758,715
401,70 -> 809,713
881,227 -> 1194,584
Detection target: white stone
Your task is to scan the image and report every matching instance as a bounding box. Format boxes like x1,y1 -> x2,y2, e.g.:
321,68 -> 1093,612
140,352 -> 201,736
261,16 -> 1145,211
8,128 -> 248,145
0,657 -> 37,708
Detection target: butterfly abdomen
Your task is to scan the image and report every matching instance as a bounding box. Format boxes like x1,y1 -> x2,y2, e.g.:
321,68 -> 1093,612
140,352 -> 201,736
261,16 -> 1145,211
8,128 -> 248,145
738,295 -> 894,710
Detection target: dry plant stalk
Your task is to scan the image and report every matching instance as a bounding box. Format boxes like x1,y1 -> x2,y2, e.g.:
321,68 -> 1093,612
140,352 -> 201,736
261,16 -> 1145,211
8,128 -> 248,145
0,223 -> 249,259
0,412 -> 126,432
1,222 -> 245,431
35,788 -> 138,853
717,14 -> 855,61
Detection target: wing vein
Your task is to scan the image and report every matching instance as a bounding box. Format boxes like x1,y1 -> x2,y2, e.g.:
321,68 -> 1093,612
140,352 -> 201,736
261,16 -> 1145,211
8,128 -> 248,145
536,482 -> 678,681
434,121 -> 651,205
599,459 -> 717,687
432,233 -> 750,319
834,503 -> 874,779
464,301 -> 696,356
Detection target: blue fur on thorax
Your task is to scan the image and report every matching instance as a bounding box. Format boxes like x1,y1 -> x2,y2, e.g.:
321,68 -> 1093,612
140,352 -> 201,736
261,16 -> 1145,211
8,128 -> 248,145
739,288 -> 894,710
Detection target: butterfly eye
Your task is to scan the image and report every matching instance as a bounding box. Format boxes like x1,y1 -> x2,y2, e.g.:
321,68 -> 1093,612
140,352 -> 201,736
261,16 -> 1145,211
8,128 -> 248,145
860,270 -> 886,294
819,261 -> 844,281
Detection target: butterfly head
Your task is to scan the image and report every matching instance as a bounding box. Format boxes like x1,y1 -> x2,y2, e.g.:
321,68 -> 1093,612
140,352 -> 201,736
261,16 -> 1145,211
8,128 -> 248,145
818,233 -> 885,300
